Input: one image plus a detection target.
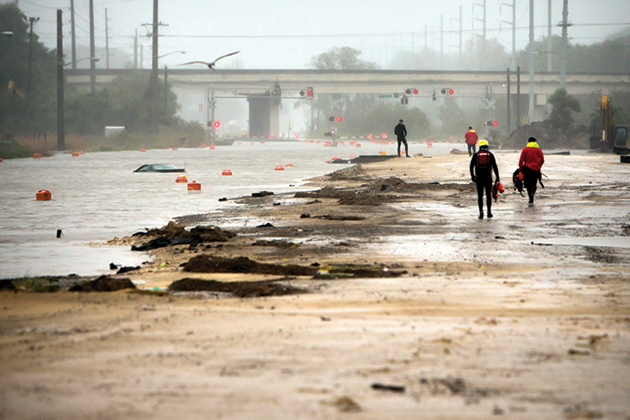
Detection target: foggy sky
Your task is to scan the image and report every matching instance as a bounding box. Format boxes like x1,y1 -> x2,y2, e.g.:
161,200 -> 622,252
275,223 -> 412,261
6,0 -> 630,70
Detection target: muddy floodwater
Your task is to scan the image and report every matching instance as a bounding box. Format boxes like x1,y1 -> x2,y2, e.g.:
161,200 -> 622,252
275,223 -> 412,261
1,147 -> 629,420
0,140 -> 461,278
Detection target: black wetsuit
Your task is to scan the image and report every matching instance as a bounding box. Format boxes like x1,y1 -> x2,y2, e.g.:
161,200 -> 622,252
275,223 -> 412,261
394,123 -> 409,157
469,149 -> 500,217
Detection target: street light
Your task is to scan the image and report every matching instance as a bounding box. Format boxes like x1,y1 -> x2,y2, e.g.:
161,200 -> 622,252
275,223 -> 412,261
64,57 -> 99,67
157,50 -> 186,60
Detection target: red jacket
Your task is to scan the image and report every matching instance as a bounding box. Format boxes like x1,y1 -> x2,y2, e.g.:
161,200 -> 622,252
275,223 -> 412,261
464,130 -> 478,145
519,142 -> 545,172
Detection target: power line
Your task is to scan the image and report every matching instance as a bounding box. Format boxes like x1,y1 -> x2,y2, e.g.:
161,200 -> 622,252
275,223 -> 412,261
159,22 -> 630,40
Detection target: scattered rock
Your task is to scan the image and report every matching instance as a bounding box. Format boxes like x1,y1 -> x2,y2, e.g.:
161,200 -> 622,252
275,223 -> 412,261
183,255 -> 315,276
0,280 -> 16,291
252,191 -> 274,197
256,223 -> 275,228
69,276 -> 136,292
332,396 -> 362,413
116,266 -> 140,275
371,383 -> 405,393
313,214 -> 366,221
109,262 -> 120,270
252,239 -> 298,249
167,278 -> 306,298
218,197 -> 227,202
300,213 -> 311,218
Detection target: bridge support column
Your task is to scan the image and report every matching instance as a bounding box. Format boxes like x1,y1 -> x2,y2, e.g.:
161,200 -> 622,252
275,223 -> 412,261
248,96 -> 280,137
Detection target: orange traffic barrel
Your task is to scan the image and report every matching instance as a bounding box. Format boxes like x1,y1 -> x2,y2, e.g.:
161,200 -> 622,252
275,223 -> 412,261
222,169 -> 232,176
172,147 -> 178,151
36,190 -> 51,200
349,154 -> 356,158
427,141 -> 433,148
33,153 -> 41,158
140,148 -> 146,152
72,151 -> 80,157
274,165 -> 284,171
210,145 -> 215,150
201,144 -> 207,148
260,141 -> 265,144
176,175 -> 188,183
187,181 -> 201,191
0,158 -> 3,163
285,163 -> 294,167
356,143 -> 361,148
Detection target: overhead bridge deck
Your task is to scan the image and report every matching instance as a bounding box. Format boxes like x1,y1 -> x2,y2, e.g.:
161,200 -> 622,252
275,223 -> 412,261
65,69 -> 630,96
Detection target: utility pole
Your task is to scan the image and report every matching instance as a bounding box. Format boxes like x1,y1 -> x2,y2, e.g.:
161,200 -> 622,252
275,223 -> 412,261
507,68 -> 511,133
70,0 -> 76,69
164,65 -> 168,118
134,29 -> 138,69
528,0 -> 535,123
27,16 -> 38,96
105,8 -> 110,69
473,0 -> 487,64
459,6 -> 462,63
440,15 -> 443,64
424,25 -> 427,50
517,66 -> 521,128
501,0 -> 516,69
560,0 -> 570,89
547,0 -> 552,72
89,0 -> 95,93
140,44 -> 143,69
150,0 -> 159,131
450,7 -> 463,63
57,9 -> 64,151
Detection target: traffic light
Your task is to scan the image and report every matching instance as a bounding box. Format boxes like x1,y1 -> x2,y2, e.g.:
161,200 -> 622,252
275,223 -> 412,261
329,116 -> 342,122
483,121 -> 498,126
307,87 -> 313,97
213,120 -> 221,128
440,88 -> 454,95
405,88 -> 419,95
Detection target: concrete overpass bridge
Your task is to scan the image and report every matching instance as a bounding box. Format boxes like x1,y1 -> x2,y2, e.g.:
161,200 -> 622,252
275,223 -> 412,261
65,69 -> 630,136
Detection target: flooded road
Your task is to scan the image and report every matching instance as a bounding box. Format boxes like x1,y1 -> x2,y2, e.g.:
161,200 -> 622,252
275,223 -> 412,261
0,139 -> 453,277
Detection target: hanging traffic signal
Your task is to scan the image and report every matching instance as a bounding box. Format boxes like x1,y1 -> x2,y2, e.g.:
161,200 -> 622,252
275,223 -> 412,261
329,116 -> 342,122
405,88 -> 419,95
307,87 -> 313,97
441,88 -> 454,95
213,120 -> 221,128
483,121 -> 498,126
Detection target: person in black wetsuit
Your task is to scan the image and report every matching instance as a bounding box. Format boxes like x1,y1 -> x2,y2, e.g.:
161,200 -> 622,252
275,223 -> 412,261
394,119 -> 410,157
469,139 -> 500,219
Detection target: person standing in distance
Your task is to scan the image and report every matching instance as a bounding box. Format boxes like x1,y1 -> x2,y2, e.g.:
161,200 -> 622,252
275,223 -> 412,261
394,119 -> 410,158
470,140 -> 500,219
464,126 -> 478,156
518,137 -> 545,204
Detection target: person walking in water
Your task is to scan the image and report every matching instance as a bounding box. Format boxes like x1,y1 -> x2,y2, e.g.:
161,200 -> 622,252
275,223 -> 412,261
464,126 -> 478,156
470,140 -> 500,219
518,137 -> 545,204
394,119 -> 410,158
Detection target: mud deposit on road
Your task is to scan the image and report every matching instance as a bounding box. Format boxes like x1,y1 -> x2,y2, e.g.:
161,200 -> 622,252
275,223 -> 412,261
1,153 -> 629,420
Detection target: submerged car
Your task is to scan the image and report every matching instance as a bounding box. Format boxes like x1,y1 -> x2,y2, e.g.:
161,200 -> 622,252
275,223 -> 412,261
133,163 -> 186,173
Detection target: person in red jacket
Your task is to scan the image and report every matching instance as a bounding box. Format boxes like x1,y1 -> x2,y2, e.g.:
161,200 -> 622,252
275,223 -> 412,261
464,126 -> 478,156
518,137 -> 545,204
